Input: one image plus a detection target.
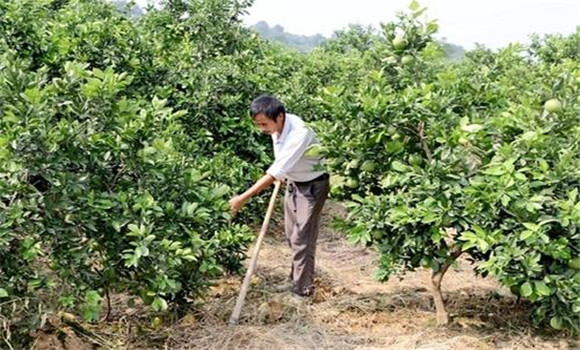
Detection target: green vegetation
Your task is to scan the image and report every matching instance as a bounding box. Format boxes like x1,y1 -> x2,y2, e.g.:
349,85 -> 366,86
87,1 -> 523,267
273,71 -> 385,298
0,0 -> 578,347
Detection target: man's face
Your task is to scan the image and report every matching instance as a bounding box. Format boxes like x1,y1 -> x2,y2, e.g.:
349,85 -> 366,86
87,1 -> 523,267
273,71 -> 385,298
253,113 -> 284,135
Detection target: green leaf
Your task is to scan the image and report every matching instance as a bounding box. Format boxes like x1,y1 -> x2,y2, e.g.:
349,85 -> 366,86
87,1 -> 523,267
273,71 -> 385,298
211,184 -> 230,198
183,254 -> 197,262
426,20 -> 439,34
152,296 -> 168,311
534,281 -> 551,296
520,282 -> 533,297
412,7 -> 427,19
0,288 -> 8,298
482,165 -> 505,176
520,230 -> 534,240
501,194 -> 511,206
458,231 -> 478,242
569,188 -> 578,202
391,161 -> 407,172
135,245 -> 149,258
478,240 -> 490,253
128,224 -> 142,236
82,291 -> 101,322
123,251 -> 139,267
522,223 -> 539,231
521,131 -> 537,141
304,144 -> 325,157
461,124 -> 483,133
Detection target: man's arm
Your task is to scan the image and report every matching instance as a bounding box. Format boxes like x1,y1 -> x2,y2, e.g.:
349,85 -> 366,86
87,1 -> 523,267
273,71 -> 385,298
229,174 -> 277,213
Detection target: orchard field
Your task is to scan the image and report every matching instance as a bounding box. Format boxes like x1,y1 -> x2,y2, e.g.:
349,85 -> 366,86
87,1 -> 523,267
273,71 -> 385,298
0,0 -> 579,349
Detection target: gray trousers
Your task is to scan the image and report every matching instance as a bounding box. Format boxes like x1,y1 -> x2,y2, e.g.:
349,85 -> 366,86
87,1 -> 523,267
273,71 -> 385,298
284,174 -> 329,296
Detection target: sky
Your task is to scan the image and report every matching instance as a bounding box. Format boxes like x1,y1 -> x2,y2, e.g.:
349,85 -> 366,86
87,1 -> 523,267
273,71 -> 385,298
134,0 -> 580,50
243,0 -> 579,50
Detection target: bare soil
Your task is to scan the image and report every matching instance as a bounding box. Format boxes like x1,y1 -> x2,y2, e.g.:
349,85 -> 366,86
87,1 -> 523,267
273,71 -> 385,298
33,202 -> 578,350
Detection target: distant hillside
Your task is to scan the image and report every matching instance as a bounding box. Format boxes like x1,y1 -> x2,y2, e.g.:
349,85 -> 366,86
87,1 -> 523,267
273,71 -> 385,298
112,0 -> 144,17
250,21 -> 326,52
438,38 -> 466,60
251,21 -> 465,59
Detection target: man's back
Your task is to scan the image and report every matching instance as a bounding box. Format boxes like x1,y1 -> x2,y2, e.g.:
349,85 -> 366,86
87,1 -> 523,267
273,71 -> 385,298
268,113 -> 324,183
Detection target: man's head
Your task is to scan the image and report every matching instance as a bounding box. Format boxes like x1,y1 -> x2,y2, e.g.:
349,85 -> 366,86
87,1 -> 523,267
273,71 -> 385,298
250,95 -> 285,135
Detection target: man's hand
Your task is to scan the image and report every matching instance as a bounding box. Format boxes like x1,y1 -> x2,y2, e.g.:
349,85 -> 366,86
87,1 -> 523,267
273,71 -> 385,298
229,195 -> 247,214
229,174 -> 277,214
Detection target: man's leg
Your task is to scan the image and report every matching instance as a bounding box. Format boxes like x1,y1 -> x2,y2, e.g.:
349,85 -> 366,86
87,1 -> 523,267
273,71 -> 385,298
289,178 -> 329,296
284,183 -> 297,280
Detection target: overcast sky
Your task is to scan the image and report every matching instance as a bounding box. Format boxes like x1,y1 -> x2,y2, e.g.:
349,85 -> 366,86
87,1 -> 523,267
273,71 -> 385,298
135,0 -> 579,50
245,0 -> 580,50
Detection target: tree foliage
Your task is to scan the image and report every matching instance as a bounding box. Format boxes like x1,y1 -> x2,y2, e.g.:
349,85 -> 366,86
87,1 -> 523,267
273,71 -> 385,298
314,4 -> 580,331
0,1 -> 578,347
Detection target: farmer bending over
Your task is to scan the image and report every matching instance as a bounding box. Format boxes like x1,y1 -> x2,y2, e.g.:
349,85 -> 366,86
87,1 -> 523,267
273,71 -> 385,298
229,95 -> 329,298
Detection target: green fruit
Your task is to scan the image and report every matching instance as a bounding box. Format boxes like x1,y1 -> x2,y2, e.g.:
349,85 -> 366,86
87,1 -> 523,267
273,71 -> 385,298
361,160 -> 377,172
408,154 -> 422,166
401,55 -> 414,65
371,231 -> 383,240
152,316 -> 163,328
550,316 -> 564,330
568,257 -> 580,270
329,175 -> 346,187
346,179 -> 359,188
573,272 -> 580,284
544,99 -> 562,113
392,35 -> 408,50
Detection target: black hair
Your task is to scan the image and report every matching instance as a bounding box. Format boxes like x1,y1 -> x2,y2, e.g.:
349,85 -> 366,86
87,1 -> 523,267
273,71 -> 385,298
249,95 -> 285,121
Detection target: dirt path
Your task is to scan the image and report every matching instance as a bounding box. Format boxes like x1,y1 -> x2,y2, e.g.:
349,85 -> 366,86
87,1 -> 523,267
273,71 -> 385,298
50,202 -> 576,350
139,201 -> 574,350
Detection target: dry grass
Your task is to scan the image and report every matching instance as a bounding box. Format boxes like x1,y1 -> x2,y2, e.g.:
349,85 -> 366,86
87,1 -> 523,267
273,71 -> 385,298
36,201 -> 579,350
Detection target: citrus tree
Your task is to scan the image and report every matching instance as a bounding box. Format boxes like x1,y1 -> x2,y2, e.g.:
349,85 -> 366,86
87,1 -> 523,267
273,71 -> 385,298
0,0 -> 285,346
315,4 -> 580,331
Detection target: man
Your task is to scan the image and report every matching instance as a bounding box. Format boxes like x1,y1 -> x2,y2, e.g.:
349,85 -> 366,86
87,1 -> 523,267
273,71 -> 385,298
229,95 -> 329,298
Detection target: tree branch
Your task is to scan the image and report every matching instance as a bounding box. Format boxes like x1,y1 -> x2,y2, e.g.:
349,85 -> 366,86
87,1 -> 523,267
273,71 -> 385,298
417,121 -> 433,163
107,163 -> 126,192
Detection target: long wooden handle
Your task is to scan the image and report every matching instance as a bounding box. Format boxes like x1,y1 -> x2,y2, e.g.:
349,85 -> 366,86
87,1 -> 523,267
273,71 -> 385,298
229,181 -> 282,325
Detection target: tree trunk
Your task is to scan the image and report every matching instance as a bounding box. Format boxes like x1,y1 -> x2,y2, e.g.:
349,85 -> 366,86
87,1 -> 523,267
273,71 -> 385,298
430,247 -> 462,325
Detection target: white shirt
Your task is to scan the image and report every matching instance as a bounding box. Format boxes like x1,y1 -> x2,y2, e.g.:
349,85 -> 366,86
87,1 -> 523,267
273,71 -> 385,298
266,114 -> 324,182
